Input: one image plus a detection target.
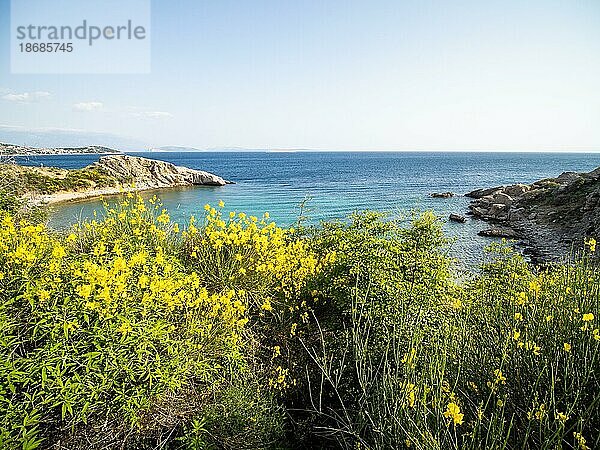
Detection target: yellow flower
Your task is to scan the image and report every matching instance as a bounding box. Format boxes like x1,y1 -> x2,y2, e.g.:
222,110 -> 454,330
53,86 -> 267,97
272,345 -> 281,359
204,203 -> 211,211
76,284 -> 93,299
157,211 -> 170,224
529,280 -> 541,295
556,412 -> 569,424
443,402 -> 464,426
493,369 -> 506,384
574,432 -> 590,450
564,342 -> 571,352
451,298 -> 462,309
52,245 -> 66,259
261,298 -> 273,311
583,313 -> 594,322
218,200 -> 225,208
514,312 -> 523,321
535,403 -> 547,421
117,320 -> 133,336
512,330 -> 521,341
585,238 -> 596,252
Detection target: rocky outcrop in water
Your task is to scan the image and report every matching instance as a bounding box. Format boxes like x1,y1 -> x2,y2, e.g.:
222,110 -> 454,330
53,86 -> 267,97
449,213 -> 466,223
466,167 -> 600,263
92,155 -> 231,187
431,192 -> 455,198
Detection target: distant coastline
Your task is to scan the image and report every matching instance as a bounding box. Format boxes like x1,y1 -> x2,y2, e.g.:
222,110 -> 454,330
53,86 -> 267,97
0,142 -> 123,157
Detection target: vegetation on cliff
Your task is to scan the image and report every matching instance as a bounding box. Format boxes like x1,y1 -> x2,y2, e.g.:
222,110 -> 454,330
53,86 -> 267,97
0,162 -> 120,196
0,195 -> 598,449
0,156 -> 228,207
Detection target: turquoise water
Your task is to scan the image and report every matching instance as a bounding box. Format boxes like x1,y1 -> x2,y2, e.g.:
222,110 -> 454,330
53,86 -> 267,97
16,151 -> 600,265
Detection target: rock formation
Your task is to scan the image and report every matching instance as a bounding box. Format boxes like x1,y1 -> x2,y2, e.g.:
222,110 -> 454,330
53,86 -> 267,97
3,155 -> 231,206
449,213 -> 466,223
466,167 -> 600,263
91,155 -> 230,187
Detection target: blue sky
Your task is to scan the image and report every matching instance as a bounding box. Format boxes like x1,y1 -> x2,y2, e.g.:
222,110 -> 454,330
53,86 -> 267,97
1,0 -> 599,151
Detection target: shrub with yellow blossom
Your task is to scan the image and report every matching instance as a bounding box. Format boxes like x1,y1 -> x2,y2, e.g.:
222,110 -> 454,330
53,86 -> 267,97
0,198 -> 284,449
287,231 -> 600,450
1,195 -> 599,450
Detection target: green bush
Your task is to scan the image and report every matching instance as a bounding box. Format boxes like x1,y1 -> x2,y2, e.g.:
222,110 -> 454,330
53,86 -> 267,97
0,197 -> 287,449
291,225 -> 600,449
0,195 -> 598,449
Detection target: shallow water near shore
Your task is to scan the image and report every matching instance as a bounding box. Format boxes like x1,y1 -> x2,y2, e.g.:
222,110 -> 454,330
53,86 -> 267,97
16,151 -> 600,266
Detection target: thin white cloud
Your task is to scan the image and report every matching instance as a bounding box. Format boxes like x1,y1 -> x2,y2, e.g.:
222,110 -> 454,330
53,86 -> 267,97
73,101 -> 104,112
131,111 -> 174,119
2,91 -> 52,103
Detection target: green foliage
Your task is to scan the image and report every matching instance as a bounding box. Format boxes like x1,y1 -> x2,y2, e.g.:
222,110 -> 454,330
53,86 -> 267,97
293,228 -> 600,449
0,197 -> 284,449
0,163 -> 119,196
0,195 -> 598,449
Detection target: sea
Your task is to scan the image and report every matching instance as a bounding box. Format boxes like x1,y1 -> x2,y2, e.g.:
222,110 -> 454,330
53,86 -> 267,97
14,151 -> 600,266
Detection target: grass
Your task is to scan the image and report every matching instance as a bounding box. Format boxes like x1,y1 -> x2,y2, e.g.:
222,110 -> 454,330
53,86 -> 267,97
0,195 -> 598,449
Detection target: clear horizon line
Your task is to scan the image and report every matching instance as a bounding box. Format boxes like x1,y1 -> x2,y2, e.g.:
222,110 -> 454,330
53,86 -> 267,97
146,147 -> 600,154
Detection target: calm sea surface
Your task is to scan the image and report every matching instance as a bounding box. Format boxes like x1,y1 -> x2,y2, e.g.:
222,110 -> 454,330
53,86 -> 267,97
15,151 -> 600,265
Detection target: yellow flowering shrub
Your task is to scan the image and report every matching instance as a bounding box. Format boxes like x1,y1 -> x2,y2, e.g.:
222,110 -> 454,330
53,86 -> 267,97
1,195 -> 598,449
183,204 -> 331,308
180,203 -> 337,393
0,198 -> 284,449
287,227 -> 600,450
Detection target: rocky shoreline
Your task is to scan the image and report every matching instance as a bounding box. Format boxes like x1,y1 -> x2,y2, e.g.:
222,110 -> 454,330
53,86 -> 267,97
465,167 -> 600,263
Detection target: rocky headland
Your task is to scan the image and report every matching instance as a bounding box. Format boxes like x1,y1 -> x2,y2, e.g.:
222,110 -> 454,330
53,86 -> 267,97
1,155 -> 231,205
466,167 -> 600,263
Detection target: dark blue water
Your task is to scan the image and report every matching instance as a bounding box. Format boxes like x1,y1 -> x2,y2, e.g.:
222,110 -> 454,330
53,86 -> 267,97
15,151 -> 600,265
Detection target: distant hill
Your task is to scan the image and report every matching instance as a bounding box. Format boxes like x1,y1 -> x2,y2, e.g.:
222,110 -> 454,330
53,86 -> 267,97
0,142 -> 121,156
154,146 -> 205,152
154,146 -> 276,153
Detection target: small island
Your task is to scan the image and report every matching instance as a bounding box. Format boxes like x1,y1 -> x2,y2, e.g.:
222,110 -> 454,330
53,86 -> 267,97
1,154 -> 231,205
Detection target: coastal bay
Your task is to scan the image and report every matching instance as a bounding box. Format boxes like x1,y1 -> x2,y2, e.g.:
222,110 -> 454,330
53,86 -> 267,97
10,150 -> 600,265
